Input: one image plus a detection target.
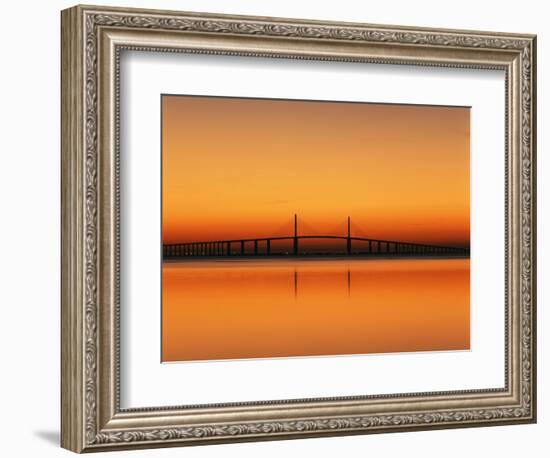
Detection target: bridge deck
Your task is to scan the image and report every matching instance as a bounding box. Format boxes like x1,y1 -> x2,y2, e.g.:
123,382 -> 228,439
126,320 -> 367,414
163,235 -> 468,258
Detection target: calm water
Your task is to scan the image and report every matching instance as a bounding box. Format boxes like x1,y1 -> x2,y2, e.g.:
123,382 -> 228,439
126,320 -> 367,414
162,258 -> 470,362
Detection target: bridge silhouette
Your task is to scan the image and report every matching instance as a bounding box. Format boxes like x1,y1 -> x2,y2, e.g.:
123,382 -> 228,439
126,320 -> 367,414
163,215 -> 469,259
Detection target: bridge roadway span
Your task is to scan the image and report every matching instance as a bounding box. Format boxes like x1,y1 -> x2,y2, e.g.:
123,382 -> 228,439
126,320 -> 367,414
163,235 -> 468,258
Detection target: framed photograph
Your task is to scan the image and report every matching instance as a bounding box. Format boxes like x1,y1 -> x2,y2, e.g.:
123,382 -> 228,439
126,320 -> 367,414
61,4 -> 537,453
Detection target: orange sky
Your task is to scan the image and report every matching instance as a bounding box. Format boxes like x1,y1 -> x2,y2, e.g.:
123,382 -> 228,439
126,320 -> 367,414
162,95 -> 470,248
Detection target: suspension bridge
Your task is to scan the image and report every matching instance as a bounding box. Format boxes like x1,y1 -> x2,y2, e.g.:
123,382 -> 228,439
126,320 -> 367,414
163,214 -> 469,259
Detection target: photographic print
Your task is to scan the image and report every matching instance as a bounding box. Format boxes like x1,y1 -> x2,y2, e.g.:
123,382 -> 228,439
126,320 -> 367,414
161,95 -> 471,363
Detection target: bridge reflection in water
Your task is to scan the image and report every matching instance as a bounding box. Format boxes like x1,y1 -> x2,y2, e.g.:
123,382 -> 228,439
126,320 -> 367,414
293,268 -> 350,299
163,214 -> 469,259
162,258 -> 470,361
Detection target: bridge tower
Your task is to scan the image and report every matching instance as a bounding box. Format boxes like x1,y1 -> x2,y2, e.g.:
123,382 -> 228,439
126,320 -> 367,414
347,216 -> 352,254
293,213 -> 299,255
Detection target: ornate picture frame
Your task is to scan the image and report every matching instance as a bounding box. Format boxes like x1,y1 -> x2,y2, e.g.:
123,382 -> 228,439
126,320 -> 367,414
61,4 -> 536,453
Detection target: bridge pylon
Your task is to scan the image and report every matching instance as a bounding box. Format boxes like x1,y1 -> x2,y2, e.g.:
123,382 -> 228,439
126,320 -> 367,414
347,216 -> 352,254
293,213 -> 299,255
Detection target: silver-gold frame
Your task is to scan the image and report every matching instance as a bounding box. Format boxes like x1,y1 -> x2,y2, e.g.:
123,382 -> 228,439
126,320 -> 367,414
61,4 -> 537,453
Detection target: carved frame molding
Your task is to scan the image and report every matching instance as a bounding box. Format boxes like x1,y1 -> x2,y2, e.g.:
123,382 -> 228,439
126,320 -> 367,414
61,5 -> 536,453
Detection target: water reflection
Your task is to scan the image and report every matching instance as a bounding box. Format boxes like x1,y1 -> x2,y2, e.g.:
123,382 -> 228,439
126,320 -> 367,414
290,267 -> 351,299
162,258 -> 470,362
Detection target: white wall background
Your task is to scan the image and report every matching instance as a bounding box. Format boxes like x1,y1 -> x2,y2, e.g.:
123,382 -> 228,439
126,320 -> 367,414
0,1 -> 546,456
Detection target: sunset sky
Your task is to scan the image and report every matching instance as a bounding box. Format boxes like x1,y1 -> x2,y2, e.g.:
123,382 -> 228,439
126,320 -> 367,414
162,95 -> 470,248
